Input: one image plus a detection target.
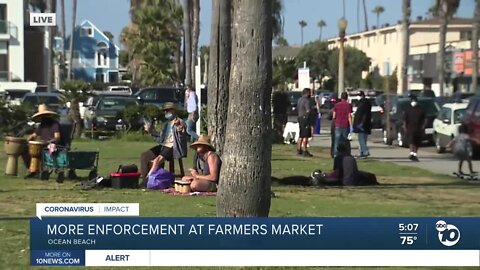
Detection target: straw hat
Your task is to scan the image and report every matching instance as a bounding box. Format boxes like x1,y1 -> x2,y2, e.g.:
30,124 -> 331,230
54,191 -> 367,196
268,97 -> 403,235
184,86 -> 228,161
163,102 -> 176,111
190,135 -> 215,151
31,104 -> 58,122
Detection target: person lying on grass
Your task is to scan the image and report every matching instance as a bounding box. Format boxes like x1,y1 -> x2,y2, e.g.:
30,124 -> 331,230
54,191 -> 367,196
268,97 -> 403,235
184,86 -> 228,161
181,135 -> 222,192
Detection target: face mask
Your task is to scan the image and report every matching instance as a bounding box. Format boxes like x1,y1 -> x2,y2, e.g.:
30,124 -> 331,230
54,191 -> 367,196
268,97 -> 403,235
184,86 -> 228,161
165,112 -> 174,120
411,101 -> 417,107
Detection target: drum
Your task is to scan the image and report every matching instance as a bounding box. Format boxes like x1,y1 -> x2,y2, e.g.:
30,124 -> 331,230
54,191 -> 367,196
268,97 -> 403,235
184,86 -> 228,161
174,180 -> 191,193
4,136 -> 27,176
28,141 -> 45,173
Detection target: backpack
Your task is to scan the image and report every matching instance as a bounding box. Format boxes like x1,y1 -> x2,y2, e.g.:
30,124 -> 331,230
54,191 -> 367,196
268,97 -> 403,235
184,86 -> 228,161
147,168 -> 174,190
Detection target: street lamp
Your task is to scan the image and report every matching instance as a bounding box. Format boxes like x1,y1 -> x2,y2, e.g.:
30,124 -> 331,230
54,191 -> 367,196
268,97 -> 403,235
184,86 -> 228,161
337,17 -> 348,96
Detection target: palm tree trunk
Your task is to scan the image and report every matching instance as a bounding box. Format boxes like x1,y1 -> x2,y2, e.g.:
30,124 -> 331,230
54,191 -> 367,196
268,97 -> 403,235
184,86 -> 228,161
301,27 -> 304,46
437,1 -> 448,96
216,0 -> 272,217
61,0 -> 66,81
400,0 -> 410,94
472,0 -> 480,93
319,28 -> 322,40
362,0 -> 369,31
376,14 -> 380,28
45,0 -> 54,88
174,38 -> 182,82
207,0 -> 231,156
191,0 -> 200,86
183,0 -> 192,86
67,0 -> 77,80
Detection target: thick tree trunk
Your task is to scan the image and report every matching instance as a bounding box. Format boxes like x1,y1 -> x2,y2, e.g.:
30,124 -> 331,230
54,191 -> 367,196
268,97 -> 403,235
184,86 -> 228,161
207,0 -> 231,156
183,0 -> 192,86
46,0 -> 54,88
69,99 -> 82,138
472,0 -> 480,93
67,0 -> 77,80
191,0 -> 200,85
216,0 -> 273,217
437,1 -> 448,96
399,0 -> 410,94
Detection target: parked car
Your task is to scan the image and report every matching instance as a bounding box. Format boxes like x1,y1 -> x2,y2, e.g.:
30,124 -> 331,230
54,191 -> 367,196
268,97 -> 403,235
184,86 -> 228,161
382,97 -> 440,147
287,91 -> 303,116
4,89 -> 30,106
316,90 -> 333,105
463,95 -> 480,157
134,87 -> 183,108
83,95 -> 139,138
22,92 -> 68,117
433,102 -> 468,153
449,92 -> 475,103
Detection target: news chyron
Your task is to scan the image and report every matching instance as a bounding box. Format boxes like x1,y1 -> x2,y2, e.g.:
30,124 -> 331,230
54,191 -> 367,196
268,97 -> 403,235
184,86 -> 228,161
29,204 -> 480,267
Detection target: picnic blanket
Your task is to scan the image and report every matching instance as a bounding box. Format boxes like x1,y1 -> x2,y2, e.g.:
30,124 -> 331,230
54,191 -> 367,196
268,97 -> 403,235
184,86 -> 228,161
159,187 -> 216,196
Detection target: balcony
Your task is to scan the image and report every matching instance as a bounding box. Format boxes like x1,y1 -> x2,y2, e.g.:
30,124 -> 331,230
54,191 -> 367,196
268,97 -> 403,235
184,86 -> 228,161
0,20 -> 18,40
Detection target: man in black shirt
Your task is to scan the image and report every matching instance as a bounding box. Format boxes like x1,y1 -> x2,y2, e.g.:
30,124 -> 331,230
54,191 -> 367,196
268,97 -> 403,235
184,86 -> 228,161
296,88 -> 314,157
403,96 -> 426,161
353,91 -> 372,158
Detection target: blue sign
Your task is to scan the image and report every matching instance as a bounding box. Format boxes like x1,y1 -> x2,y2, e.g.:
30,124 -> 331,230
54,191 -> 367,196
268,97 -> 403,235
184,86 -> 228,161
30,217 -> 480,251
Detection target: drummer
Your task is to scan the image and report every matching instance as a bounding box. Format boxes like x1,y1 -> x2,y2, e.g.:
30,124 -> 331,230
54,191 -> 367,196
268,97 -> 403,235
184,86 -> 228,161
23,104 -> 61,176
181,135 -> 221,192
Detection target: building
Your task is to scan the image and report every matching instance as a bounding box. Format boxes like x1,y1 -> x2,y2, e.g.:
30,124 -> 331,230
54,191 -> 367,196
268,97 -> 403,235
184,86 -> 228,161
65,20 -> 120,83
327,18 -> 476,94
0,0 -> 23,82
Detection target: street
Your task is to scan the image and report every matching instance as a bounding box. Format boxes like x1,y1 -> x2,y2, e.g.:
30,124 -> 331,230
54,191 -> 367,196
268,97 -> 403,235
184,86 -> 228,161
305,117 -> 480,178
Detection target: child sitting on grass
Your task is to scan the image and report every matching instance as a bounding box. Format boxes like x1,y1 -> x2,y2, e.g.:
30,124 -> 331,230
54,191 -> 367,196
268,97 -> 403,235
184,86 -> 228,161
447,124 -> 477,176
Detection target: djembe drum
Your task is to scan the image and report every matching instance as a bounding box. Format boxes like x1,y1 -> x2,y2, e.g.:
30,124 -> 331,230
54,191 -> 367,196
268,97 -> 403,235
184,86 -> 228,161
28,141 -> 44,173
4,136 -> 27,175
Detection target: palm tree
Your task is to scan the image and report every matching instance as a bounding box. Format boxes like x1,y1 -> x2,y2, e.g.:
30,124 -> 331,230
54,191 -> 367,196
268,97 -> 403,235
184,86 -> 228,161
272,0 -> 284,38
372,5 -> 385,28
67,0 -> 77,80
317,20 -> 326,40
183,0 -> 192,86
436,0 -> 460,96
299,20 -> 307,46
191,0 -> 200,85
362,0 -> 369,30
60,0 -> 66,81
472,0 -> 480,93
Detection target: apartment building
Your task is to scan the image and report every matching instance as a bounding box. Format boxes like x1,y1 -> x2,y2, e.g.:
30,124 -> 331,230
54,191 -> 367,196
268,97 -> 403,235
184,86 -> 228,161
327,18 -> 475,94
0,0 -> 23,82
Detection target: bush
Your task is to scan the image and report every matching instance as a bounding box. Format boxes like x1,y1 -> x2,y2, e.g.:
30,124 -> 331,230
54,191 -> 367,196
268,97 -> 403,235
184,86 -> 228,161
0,101 -> 35,137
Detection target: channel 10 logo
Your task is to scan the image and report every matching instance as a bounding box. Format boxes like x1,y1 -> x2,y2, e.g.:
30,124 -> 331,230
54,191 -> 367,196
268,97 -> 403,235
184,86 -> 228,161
435,220 -> 460,247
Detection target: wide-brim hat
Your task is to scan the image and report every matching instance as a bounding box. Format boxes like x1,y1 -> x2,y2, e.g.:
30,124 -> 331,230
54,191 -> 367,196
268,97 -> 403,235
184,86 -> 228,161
31,104 -> 58,122
163,102 -> 176,111
190,135 -> 215,151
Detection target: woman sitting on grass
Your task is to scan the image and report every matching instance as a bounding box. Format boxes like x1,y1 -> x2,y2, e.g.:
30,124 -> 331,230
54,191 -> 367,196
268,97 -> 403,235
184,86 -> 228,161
182,135 -> 222,192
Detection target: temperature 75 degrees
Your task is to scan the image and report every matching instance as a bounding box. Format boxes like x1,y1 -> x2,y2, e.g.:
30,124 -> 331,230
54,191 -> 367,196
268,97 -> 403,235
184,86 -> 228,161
400,235 -> 418,245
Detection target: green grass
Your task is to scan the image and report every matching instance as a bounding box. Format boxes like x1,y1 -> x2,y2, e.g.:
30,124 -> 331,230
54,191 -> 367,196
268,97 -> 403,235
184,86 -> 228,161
0,138 -> 479,269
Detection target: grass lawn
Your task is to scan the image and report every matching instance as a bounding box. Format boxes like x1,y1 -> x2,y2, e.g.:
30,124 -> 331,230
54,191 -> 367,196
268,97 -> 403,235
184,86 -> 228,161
0,137 -> 479,269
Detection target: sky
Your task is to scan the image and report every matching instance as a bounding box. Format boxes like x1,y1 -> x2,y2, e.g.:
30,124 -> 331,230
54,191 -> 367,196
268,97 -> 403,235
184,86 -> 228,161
60,0 -> 475,47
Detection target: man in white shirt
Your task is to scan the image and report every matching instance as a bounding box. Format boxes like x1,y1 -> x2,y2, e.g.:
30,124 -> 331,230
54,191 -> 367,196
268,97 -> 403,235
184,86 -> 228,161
185,85 -> 199,142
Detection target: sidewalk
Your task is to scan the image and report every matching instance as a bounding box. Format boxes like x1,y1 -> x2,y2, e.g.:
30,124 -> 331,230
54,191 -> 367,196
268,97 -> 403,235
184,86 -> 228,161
309,129 -> 479,178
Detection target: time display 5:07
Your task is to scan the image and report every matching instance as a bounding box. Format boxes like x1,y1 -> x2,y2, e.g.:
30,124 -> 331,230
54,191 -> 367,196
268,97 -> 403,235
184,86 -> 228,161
398,223 -> 419,231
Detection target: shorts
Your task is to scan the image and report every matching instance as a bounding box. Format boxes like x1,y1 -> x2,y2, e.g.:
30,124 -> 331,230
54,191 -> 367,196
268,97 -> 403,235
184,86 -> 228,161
407,131 -> 422,146
298,116 -> 312,138
150,145 -> 173,161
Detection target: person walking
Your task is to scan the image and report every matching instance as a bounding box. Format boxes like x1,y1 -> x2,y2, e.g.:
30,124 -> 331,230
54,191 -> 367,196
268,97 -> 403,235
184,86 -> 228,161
403,96 -> 426,161
296,88 -> 314,157
353,91 -> 372,158
185,85 -> 199,142
447,124 -> 477,176
332,92 -> 352,157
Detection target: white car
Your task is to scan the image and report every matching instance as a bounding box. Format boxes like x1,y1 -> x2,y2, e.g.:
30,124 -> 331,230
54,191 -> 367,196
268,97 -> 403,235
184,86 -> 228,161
433,102 -> 468,153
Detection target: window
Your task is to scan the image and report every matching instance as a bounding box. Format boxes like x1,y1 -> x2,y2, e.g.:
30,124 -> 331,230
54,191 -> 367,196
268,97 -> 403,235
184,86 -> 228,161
96,42 -> 109,67
454,109 -> 466,124
460,31 -> 472,41
80,27 -> 93,37
95,73 -> 105,82
384,34 -> 387,44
